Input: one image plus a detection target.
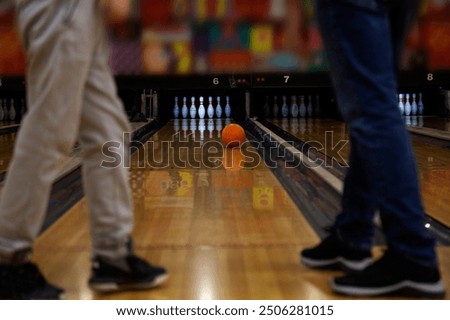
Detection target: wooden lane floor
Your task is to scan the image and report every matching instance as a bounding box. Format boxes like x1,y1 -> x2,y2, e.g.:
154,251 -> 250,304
31,119 -> 400,300
32,119 -> 324,299
30,119 -> 450,299
269,118 -> 450,230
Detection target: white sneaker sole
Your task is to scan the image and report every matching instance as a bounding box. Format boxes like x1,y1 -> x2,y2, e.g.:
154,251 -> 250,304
330,279 -> 445,298
301,256 -> 373,271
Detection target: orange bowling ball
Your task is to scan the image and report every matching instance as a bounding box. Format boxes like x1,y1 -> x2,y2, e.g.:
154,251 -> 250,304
221,123 -> 246,148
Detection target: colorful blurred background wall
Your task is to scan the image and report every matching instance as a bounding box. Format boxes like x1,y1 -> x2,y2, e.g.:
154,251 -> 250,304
1,0 -> 450,76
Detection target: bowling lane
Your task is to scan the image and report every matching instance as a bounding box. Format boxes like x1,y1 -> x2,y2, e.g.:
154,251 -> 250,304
269,118 -> 450,229
31,119 -> 352,300
127,119 -> 326,299
26,119 -> 450,299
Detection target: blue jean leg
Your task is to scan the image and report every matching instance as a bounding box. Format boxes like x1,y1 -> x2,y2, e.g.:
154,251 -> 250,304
315,0 -> 437,264
337,142 -> 377,251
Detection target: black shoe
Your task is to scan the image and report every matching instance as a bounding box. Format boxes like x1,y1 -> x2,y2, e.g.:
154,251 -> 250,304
0,262 -> 64,299
331,250 -> 446,298
88,255 -> 168,293
300,233 -> 373,271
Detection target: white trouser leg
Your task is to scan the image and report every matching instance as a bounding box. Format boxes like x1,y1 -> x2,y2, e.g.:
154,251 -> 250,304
0,0 -> 133,262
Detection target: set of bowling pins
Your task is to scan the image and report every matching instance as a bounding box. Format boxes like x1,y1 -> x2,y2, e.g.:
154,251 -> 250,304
398,92 -> 424,116
0,98 -> 26,123
263,95 -> 321,118
173,118 -> 232,141
173,95 -> 232,119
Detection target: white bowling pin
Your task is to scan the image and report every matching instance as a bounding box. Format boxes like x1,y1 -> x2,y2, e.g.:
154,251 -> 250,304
9,99 -> 16,121
181,96 -> 188,119
207,96 -> 214,118
290,95 -> 298,118
281,95 -> 289,118
398,93 -> 405,115
190,96 -> 197,119
225,96 -> 231,118
411,93 -> 418,116
404,93 -> 411,116
173,96 -> 180,119
216,96 -> 222,118
198,96 -> 206,119
3,99 -> 8,121
299,95 -> 306,118
417,93 -> 424,115
307,95 -> 313,117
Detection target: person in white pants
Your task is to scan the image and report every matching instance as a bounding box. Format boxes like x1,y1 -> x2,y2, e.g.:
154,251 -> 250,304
0,0 -> 167,299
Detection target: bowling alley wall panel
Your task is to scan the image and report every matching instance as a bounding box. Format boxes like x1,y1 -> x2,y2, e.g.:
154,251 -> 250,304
1,0 -> 450,76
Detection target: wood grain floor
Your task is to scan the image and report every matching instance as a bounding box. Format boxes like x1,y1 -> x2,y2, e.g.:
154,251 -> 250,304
30,120 -> 450,299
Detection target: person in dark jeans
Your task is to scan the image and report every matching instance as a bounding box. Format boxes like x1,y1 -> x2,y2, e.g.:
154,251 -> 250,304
301,0 -> 445,298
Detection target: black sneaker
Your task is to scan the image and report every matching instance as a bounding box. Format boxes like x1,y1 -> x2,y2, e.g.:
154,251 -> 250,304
331,250 -> 446,298
0,262 -> 64,299
88,255 -> 168,292
300,233 -> 373,271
